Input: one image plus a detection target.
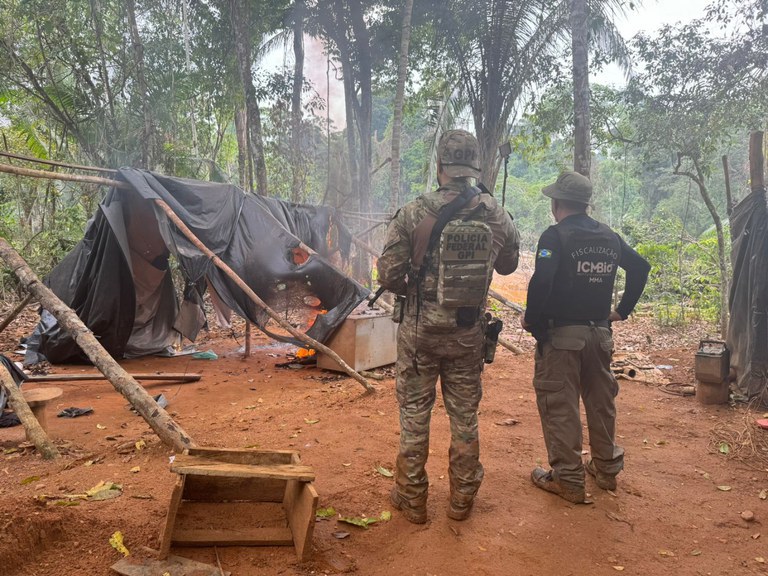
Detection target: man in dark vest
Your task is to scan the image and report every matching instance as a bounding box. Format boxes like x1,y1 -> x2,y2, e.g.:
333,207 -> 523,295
522,171 -> 650,504
378,129 -> 520,523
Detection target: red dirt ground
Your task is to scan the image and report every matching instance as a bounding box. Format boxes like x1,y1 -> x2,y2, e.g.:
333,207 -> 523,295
1,286 -> 767,576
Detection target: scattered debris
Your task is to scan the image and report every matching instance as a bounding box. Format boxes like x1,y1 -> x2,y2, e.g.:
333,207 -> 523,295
109,531 -> 130,557
57,407 -> 93,418
741,510 -> 755,522
375,465 -> 393,478
495,418 -> 520,426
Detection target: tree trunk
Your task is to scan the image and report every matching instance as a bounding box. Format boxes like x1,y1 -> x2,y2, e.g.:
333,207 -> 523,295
233,100 -> 252,191
571,0 -> 591,177
182,0 -> 200,159
0,366 -> 60,460
291,0 -> 306,203
674,155 -> 729,338
230,0 -> 268,195
389,0 -> 414,213
0,239 -> 196,452
125,0 -> 153,169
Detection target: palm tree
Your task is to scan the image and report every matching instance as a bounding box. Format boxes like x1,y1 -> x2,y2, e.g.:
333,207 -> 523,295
429,0 -> 629,187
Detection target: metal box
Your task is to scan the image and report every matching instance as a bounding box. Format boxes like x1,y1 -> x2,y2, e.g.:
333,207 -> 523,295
317,309 -> 397,372
694,340 -> 730,384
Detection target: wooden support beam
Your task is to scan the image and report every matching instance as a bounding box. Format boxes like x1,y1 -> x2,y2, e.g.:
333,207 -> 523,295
0,365 -> 59,459
0,239 -> 195,452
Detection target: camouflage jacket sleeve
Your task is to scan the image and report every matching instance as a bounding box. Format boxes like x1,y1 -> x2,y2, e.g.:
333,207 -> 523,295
377,208 -> 411,295
491,206 -> 520,276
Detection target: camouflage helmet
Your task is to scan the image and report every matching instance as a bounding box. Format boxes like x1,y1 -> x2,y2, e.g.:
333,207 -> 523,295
438,129 -> 482,179
542,171 -> 593,204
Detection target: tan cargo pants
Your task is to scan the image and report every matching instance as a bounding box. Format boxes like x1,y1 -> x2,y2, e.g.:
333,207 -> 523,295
533,324 -> 624,488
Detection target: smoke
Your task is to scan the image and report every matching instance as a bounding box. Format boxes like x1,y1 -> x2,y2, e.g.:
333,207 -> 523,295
303,35 -> 346,131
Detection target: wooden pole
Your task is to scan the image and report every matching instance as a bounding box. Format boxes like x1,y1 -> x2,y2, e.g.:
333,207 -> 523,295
153,200 -> 375,394
0,161 -> 120,188
0,366 -> 60,460
26,372 -> 201,383
0,239 -> 195,452
0,292 -> 33,335
487,288 -> 524,314
244,320 -> 252,358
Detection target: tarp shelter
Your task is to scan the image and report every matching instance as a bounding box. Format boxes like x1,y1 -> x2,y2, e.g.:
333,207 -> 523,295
24,168 -> 370,365
727,185 -> 768,405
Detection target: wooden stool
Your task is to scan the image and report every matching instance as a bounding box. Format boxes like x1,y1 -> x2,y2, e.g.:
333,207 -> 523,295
21,387 -> 63,439
160,447 -> 318,561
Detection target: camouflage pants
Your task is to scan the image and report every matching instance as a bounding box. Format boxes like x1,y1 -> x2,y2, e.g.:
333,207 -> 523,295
394,315 -> 485,508
533,324 -> 624,488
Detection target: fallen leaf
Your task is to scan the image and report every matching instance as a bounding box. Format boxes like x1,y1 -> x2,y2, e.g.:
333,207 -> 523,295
130,466 -> 140,474
717,485 -> 732,492
54,500 -> 79,507
376,466 -> 394,478
380,511 -> 392,521
691,550 -> 702,556
96,424 -> 107,430
759,489 -> 767,500
20,475 -> 40,485
719,442 -> 730,454
135,440 -> 146,451
109,531 -> 129,557
332,531 -> 350,539
752,533 -> 761,540
316,506 -> 337,518
756,557 -> 766,564
342,463 -> 351,467
338,516 -> 379,529
612,567 -> 625,571
478,546 -> 487,551
304,418 -> 319,425
86,481 -> 123,501
654,440 -> 667,446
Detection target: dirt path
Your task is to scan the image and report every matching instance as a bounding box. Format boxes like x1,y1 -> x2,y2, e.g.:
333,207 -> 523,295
1,318 -> 767,576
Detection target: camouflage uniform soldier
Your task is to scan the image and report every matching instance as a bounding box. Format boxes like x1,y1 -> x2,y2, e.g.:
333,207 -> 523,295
522,171 -> 650,503
378,130 -> 520,523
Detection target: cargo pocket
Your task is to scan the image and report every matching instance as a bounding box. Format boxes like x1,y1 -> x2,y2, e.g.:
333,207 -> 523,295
533,379 -> 564,393
533,379 -> 565,422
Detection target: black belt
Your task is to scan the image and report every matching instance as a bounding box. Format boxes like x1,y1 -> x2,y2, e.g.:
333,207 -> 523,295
549,319 -> 610,328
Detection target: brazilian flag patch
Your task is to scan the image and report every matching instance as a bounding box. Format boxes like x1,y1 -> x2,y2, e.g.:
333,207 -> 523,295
537,248 -> 553,259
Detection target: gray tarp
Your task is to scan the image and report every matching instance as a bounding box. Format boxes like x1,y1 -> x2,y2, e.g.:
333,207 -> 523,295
727,187 -> 768,404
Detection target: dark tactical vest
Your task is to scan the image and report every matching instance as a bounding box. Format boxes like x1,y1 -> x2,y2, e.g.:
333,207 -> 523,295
437,219 -> 493,307
548,218 -> 621,321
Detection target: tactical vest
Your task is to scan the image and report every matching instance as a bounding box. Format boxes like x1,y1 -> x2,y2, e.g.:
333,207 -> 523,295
437,219 -> 493,307
548,217 -> 621,321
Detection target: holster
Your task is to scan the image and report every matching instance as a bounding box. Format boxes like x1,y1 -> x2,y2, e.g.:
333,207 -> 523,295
483,316 -> 503,364
392,295 -> 406,324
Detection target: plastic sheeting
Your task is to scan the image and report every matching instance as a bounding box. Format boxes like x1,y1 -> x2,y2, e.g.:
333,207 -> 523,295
727,187 -> 768,405
25,169 -> 369,365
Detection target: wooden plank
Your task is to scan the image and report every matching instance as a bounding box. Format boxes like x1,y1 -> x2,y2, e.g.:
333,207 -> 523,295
182,475 -> 286,503
158,475 -> 185,559
111,554 -> 230,576
171,455 -> 314,481
283,480 -> 318,562
186,447 -> 297,466
171,527 -> 294,547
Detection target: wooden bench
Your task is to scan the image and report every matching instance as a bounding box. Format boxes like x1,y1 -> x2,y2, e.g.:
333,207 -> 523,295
159,447 -> 318,561
21,387 -> 62,439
